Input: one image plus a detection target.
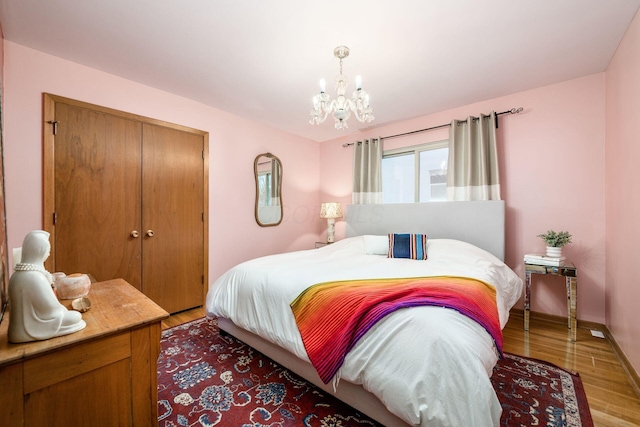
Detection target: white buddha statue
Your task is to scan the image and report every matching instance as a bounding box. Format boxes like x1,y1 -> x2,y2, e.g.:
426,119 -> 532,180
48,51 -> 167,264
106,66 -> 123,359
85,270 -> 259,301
8,230 -> 86,343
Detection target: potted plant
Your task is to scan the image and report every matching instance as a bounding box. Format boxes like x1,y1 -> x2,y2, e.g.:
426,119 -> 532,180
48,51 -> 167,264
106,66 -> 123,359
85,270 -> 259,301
537,230 -> 572,258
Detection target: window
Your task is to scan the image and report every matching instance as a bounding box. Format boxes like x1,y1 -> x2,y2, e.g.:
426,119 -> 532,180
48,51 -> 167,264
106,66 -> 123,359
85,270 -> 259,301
381,141 -> 448,203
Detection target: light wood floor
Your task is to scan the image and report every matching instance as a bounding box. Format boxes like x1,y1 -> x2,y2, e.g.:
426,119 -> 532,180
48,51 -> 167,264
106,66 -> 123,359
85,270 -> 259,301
164,307 -> 640,427
503,311 -> 640,427
161,307 -> 206,330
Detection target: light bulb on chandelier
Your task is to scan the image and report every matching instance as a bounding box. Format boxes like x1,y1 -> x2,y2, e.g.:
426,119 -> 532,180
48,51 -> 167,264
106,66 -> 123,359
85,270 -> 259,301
309,46 -> 374,130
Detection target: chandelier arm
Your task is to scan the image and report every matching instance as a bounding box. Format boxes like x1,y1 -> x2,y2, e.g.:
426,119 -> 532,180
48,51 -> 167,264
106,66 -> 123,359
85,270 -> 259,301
310,110 -> 329,125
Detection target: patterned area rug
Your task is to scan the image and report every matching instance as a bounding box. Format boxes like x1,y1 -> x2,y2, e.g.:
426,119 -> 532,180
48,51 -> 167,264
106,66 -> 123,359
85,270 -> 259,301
494,353 -> 593,427
158,317 -> 593,427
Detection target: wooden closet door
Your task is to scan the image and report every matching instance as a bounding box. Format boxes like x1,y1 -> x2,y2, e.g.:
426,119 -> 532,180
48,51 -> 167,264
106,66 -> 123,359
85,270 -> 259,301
141,124 -> 204,313
53,103 -> 143,288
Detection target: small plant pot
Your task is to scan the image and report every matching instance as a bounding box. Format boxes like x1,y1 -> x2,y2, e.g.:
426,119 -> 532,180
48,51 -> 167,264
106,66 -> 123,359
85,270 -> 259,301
546,246 -> 563,258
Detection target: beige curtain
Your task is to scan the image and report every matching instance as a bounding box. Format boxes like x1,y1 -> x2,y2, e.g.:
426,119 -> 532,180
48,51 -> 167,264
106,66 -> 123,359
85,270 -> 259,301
446,112 -> 501,201
270,158 -> 281,205
352,138 -> 383,204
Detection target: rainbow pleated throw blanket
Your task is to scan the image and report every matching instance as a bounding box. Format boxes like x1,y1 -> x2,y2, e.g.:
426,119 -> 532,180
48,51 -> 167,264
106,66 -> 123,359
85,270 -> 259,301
290,276 -> 502,384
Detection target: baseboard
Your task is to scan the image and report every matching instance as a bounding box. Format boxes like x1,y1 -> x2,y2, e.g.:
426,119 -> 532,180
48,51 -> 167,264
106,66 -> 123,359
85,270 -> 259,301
509,307 -> 604,330
602,325 -> 640,398
509,308 -> 640,397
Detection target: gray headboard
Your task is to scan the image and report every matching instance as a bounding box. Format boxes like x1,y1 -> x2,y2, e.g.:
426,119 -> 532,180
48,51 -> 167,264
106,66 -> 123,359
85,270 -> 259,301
345,201 -> 505,260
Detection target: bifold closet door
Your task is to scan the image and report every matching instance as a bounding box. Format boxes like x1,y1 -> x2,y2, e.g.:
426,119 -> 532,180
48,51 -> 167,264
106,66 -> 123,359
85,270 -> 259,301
53,103 -> 143,289
141,124 -> 204,314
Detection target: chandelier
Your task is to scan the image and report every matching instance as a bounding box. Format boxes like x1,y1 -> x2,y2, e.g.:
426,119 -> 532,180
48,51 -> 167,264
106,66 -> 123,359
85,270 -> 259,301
309,46 -> 374,129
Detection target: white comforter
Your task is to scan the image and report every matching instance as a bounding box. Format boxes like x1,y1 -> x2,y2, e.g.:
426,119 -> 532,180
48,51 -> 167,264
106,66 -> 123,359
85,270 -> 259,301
206,237 -> 522,427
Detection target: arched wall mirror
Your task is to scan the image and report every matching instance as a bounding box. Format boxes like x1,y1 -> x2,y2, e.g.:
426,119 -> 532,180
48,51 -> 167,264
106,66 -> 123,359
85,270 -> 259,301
254,153 -> 283,227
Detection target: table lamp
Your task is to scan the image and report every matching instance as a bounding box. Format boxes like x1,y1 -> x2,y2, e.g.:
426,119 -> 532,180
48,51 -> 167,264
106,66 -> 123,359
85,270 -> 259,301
320,202 -> 342,243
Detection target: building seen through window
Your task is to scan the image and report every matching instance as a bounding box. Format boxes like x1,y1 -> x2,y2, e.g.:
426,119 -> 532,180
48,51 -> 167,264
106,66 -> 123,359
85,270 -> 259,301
382,141 -> 448,203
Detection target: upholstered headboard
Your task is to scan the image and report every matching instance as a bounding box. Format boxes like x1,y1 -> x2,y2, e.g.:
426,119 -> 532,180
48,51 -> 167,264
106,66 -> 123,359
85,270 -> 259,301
345,201 -> 505,260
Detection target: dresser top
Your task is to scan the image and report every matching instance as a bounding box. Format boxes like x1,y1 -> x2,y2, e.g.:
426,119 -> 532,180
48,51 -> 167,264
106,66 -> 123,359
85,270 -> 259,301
0,278 -> 169,365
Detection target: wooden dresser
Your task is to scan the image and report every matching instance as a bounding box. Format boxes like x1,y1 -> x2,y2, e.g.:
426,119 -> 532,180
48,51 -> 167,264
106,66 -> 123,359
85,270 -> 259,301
0,278 -> 169,426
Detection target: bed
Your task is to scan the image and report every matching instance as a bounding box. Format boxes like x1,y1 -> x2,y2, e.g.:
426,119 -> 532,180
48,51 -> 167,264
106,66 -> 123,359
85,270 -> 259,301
206,201 -> 522,427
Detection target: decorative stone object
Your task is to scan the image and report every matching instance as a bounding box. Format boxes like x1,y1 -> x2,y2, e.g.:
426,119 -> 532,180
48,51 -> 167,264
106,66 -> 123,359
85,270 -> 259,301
8,230 -> 86,343
54,273 -> 92,300
71,297 -> 92,313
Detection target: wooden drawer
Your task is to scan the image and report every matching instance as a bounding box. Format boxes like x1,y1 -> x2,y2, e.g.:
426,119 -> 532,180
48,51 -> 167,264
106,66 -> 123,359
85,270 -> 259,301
23,332 -> 131,394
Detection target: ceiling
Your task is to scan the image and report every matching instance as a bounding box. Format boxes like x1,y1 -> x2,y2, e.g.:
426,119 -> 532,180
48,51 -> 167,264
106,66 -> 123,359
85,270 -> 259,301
1,1 -> 639,142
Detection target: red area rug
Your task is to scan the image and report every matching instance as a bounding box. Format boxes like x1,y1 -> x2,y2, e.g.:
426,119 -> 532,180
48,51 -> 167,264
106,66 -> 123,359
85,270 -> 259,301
158,317 -> 593,427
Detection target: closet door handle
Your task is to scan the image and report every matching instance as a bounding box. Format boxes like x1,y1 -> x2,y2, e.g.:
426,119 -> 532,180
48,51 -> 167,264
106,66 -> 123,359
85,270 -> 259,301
130,230 -> 140,238
146,230 -> 155,237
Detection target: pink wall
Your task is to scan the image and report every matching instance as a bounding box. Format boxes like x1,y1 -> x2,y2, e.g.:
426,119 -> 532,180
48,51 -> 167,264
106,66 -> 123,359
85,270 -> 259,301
2,42 -> 322,282
321,74 -> 607,325
605,10 -> 640,375
4,35 -> 633,369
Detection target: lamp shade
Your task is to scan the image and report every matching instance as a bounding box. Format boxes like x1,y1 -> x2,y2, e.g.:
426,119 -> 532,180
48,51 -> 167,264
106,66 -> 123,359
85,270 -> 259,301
320,202 -> 342,219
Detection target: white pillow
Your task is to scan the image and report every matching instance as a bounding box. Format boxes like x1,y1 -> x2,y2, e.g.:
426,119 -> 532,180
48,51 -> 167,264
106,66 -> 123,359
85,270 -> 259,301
363,235 -> 389,255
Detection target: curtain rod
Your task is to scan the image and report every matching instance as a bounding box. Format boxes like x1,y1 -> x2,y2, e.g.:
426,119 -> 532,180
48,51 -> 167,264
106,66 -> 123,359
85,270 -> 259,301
342,107 -> 523,147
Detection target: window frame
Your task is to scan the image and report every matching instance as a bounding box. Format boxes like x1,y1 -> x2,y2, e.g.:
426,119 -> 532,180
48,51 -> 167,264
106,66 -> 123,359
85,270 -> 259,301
382,139 -> 448,203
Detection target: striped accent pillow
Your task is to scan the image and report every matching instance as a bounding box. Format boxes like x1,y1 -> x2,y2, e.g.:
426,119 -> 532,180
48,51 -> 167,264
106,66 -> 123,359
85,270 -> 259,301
388,233 -> 428,260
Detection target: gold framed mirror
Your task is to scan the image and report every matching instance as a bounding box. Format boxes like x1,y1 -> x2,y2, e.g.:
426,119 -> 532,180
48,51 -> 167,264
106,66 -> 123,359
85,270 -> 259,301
254,153 -> 283,227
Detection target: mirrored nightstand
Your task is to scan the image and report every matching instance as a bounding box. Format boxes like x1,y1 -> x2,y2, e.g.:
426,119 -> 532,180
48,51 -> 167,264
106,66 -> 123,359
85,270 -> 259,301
524,262 -> 578,341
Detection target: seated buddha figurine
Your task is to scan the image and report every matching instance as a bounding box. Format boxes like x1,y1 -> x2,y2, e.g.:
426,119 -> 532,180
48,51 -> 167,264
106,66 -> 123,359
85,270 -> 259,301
8,230 -> 86,343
